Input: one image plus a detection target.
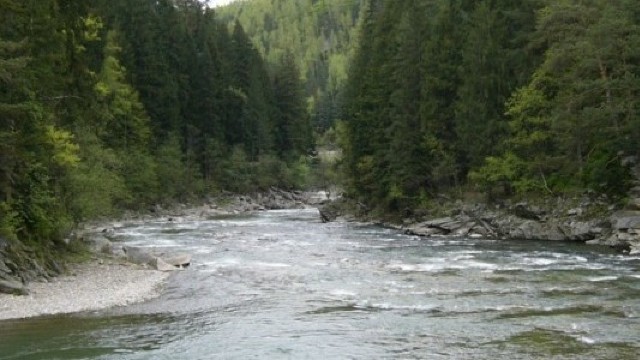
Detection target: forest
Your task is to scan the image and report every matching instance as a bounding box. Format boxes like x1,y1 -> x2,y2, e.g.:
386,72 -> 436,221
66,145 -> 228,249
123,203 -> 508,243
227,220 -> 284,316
218,0 -> 364,130
2,0 -> 639,253
341,0 -> 640,213
0,0 -> 313,247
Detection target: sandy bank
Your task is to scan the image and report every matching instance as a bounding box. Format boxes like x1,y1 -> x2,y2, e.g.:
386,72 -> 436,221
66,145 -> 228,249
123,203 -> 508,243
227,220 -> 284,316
0,260 -> 170,321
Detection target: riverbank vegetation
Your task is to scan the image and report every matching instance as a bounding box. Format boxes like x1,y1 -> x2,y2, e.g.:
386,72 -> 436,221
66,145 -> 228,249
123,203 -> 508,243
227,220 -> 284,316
340,0 -> 640,215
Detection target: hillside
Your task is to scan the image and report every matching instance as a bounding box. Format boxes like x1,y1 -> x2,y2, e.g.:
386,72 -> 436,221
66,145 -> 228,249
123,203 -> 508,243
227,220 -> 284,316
218,0 -> 364,129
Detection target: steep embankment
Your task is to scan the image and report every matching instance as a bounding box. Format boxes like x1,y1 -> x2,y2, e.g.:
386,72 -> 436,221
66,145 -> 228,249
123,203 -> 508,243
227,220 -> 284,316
0,240 -> 65,296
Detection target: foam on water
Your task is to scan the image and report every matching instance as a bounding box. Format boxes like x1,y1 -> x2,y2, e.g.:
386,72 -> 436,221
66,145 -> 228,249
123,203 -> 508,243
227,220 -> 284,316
13,209 -> 635,360
587,276 -> 619,282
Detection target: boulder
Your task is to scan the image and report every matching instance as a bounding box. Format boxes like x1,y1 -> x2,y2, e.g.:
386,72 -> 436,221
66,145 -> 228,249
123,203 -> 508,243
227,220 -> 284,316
603,234 -> 633,251
407,217 -> 473,236
509,221 -> 567,241
124,246 -> 191,270
565,221 -> 597,242
422,217 -> 455,228
405,225 -> 446,237
319,208 -> 337,223
152,257 -> 178,272
84,234 -> 113,254
123,246 -> 156,265
453,222 -> 476,236
0,279 -> 29,295
612,213 -> 640,230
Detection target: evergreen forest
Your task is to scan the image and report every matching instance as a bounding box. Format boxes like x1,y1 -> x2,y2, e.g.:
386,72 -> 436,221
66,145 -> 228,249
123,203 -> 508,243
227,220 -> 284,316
340,0 -> 640,213
0,0 -> 313,246
218,0 -> 364,130
2,0 -> 640,254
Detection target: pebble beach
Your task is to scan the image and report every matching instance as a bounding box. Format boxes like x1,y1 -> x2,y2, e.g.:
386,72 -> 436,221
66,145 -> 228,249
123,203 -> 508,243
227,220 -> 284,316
0,261 -> 169,321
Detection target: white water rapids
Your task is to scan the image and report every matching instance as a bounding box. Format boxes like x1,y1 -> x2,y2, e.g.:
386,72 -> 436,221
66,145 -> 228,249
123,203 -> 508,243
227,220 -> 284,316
1,208 -> 639,359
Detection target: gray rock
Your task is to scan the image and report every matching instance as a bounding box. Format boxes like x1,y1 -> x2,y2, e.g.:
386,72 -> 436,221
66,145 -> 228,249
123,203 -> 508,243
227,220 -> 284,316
408,217 -> 472,235
613,214 -> 640,230
0,259 -> 11,275
453,222 -> 476,236
319,208 -> 337,223
469,225 -> 491,237
153,257 -> 178,272
603,234 -> 633,251
588,227 -> 605,236
0,279 -> 29,295
510,221 -> 567,241
123,246 -> 156,265
565,221 -> 596,241
422,217 -> 455,228
84,234 -> 113,254
567,208 -> 583,216
405,225 -> 446,237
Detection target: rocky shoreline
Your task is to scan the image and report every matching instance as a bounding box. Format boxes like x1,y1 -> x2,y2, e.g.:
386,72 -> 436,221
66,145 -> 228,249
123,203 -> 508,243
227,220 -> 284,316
320,192 -> 640,255
320,158 -> 640,254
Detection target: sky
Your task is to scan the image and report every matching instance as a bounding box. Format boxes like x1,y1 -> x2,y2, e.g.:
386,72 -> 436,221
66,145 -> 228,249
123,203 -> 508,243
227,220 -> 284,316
206,0 -> 239,7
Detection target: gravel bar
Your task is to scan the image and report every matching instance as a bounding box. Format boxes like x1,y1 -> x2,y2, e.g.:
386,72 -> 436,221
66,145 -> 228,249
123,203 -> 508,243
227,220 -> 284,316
0,261 -> 170,320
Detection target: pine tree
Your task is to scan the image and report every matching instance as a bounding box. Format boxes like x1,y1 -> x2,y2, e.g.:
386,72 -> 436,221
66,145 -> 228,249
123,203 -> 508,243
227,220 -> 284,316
273,51 -> 313,160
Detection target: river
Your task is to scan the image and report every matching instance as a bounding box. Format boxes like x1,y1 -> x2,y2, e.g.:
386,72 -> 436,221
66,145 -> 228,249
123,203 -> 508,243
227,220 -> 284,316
1,208 -> 639,359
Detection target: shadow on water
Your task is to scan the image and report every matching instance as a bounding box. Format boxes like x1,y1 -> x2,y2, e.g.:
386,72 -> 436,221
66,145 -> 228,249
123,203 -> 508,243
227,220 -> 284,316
0,312 -> 186,360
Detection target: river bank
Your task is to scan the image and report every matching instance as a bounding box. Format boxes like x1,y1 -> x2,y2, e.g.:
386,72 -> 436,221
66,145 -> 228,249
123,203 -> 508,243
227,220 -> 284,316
320,191 -> 640,255
0,259 -> 169,321
0,189 -> 329,317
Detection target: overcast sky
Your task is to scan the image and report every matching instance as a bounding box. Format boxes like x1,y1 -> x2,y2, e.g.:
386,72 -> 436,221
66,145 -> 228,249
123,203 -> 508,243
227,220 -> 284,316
207,0 -> 238,7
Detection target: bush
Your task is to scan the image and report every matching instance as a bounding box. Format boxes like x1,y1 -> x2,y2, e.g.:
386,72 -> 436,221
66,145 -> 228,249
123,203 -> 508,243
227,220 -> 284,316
583,150 -> 631,199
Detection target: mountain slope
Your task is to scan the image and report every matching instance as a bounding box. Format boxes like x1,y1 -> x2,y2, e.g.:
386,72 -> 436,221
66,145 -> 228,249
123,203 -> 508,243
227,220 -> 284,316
218,0 -> 364,129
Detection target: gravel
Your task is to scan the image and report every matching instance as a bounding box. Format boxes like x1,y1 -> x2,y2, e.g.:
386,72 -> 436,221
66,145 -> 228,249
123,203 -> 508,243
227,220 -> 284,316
0,260 -> 170,320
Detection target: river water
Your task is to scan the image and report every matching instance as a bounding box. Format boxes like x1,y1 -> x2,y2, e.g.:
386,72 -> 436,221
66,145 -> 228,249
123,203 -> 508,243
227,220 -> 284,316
1,208 -> 639,359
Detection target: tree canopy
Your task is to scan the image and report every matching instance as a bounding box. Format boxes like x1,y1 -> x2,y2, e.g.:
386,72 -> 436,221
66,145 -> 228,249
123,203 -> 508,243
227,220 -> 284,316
0,0 -> 313,246
340,0 -> 639,212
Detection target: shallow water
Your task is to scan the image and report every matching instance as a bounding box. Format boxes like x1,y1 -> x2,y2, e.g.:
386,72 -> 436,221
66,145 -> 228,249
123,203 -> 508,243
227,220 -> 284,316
1,209 -> 639,359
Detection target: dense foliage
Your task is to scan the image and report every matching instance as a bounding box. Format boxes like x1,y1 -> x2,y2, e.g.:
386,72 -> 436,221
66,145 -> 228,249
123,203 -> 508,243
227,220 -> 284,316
218,0 -> 364,130
341,0 -> 640,212
0,0 -> 313,245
